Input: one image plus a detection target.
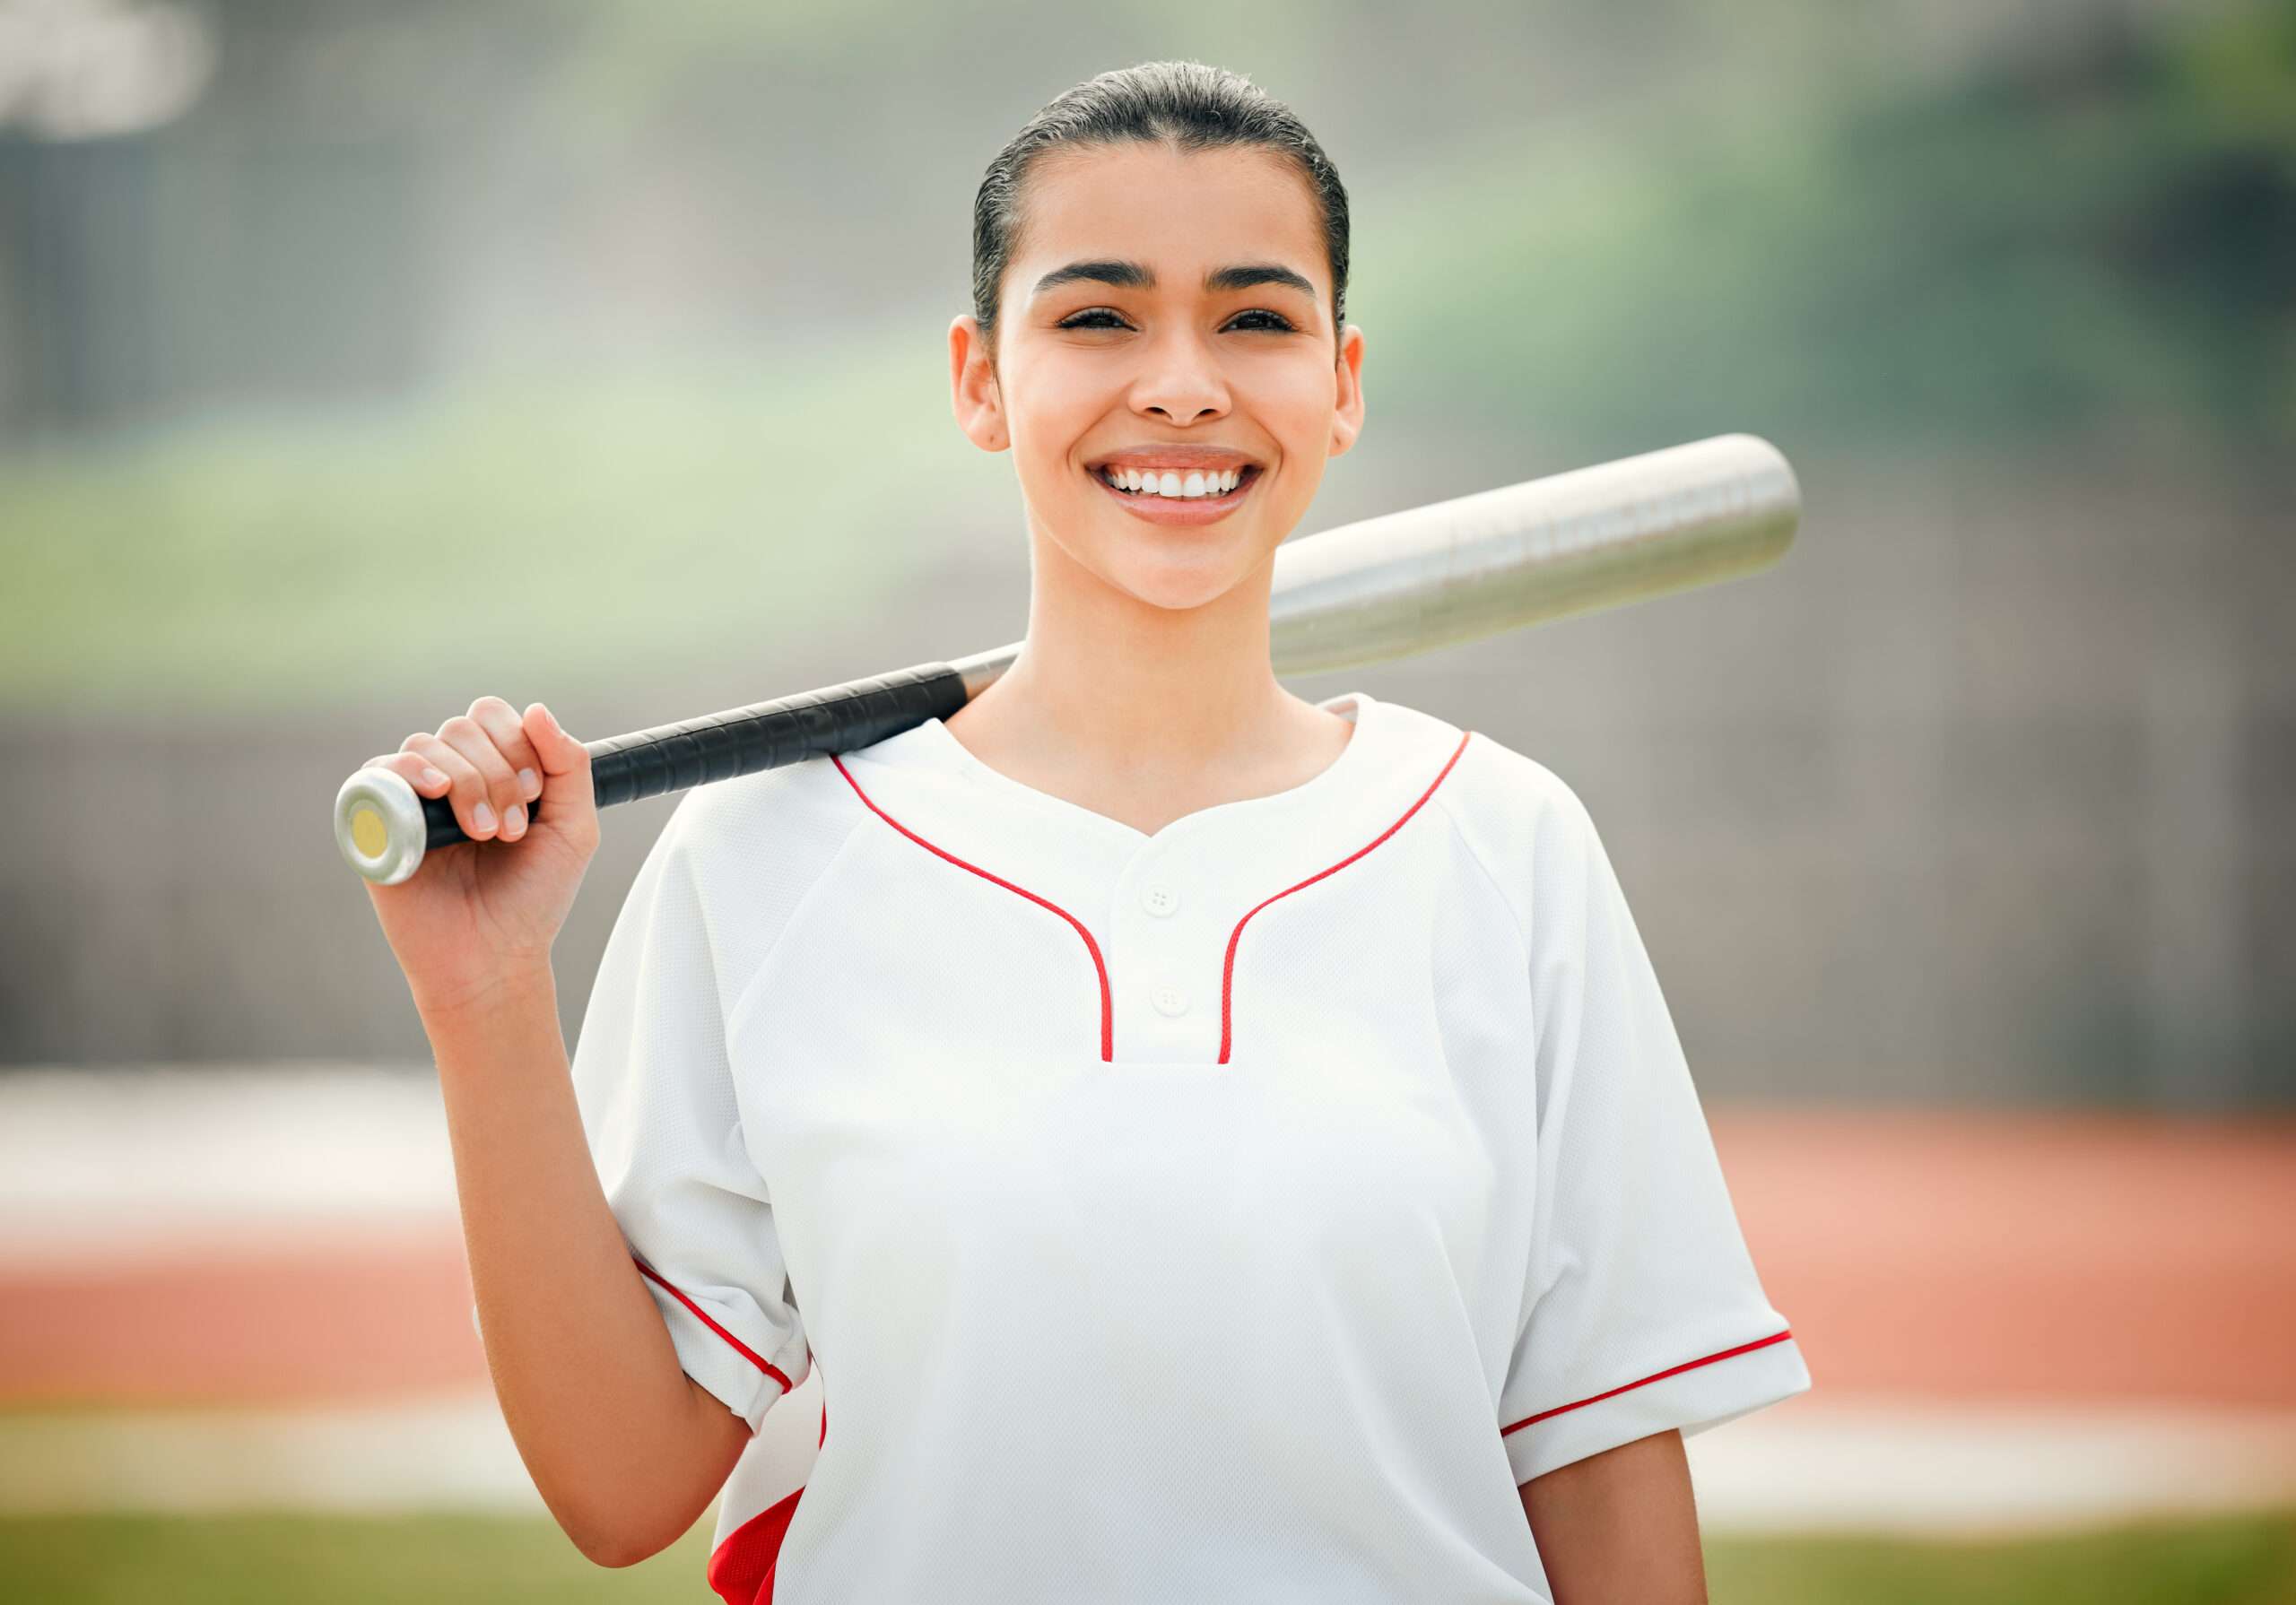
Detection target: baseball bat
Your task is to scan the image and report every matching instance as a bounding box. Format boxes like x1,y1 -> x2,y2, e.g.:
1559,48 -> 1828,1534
335,432 -> 1800,886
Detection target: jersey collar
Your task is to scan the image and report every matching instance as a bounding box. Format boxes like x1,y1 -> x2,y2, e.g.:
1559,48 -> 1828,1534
905,690 -> 1386,852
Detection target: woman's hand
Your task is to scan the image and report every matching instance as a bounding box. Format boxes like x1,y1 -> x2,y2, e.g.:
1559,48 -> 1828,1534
361,697 -> 600,1015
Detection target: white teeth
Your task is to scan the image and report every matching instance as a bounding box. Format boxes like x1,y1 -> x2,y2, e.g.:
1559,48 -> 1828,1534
1101,464 -> 1250,498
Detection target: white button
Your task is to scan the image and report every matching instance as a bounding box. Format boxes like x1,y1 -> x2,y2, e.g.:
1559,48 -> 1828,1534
1152,984 -> 1189,1017
1140,882 -> 1180,917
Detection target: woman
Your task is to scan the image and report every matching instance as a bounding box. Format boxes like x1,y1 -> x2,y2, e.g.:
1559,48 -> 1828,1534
362,60 -> 1808,1605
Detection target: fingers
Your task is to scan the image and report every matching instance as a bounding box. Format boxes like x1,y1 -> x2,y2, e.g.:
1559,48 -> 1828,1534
522,702 -> 597,843
435,709 -> 531,841
399,731 -> 498,839
465,696 -> 546,805
522,702 -> 586,778
382,697 -> 592,848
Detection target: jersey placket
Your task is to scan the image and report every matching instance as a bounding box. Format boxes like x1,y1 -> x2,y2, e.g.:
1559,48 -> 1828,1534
1104,834 -> 1234,1065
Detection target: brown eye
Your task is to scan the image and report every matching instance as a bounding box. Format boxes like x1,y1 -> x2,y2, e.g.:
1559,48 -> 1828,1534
1227,309 -> 1297,333
1057,308 -> 1128,330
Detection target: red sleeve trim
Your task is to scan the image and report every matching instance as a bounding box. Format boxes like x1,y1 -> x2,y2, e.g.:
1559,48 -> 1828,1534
1500,1328 -> 1794,1436
632,1256 -> 796,1393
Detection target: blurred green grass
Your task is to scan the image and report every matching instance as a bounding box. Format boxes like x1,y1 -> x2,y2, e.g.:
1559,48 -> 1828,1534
0,334 -> 1004,716
0,1509 -> 2291,1602
3,0 -> 2285,718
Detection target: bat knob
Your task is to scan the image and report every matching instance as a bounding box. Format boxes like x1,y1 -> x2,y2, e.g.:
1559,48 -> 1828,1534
336,766 -> 428,886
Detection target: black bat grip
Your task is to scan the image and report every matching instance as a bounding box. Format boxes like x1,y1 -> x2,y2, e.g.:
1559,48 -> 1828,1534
415,661 -> 972,850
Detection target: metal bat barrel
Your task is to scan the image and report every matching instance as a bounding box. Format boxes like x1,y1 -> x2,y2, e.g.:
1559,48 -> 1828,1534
1266,431 -> 1799,672
337,432 -> 1799,886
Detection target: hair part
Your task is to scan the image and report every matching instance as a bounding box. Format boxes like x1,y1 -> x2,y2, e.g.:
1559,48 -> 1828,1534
970,60 -> 1350,363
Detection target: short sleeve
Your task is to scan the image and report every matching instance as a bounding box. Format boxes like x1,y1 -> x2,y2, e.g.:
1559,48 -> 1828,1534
1497,780 -> 1810,1485
567,799 -> 812,1433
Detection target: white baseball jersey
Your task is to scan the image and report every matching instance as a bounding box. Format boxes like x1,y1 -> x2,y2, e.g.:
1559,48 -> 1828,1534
570,688 -> 1809,1604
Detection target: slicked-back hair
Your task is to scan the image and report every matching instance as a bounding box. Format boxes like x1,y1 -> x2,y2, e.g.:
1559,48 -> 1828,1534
970,60 -> 1350,360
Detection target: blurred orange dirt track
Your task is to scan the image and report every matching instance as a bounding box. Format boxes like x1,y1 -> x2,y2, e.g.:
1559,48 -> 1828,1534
3,1089 -> 2289,1414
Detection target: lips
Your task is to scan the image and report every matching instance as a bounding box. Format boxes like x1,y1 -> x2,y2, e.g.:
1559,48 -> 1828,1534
1086,446 -> 1262,477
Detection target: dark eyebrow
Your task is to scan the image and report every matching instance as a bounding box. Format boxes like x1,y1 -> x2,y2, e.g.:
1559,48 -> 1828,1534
1031,259 -> 1151,299
1030,259 -> 1317,302
1205,263 -> 1317,298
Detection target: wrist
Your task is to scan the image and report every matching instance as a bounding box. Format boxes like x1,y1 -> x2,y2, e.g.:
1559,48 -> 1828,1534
413,960 -> 558,1025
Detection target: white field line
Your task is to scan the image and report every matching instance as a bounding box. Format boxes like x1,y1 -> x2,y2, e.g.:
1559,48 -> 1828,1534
1682,1393 -> 2296,1536
0,1391 -> 544,1515
0,1065 -> 457,1264
3,1384 -> 2292,1531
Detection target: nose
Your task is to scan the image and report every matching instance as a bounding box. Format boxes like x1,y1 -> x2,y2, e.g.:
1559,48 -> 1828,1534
1127,325 -> 1229,427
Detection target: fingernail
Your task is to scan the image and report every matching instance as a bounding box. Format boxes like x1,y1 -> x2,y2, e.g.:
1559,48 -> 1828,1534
422,768 -> 448,789
517,768 -> 539,798
503,802 -> 526,838
473,802 -> 497,836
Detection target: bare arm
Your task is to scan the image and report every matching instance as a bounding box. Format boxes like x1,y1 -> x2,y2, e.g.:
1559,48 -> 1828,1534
425,970 -> 752,1566
361,698 -> 750,1566
1518,1428 -> 1706,1605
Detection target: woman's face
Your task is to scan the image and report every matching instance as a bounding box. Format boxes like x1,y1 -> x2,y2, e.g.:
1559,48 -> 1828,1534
950,141 -> 1365,610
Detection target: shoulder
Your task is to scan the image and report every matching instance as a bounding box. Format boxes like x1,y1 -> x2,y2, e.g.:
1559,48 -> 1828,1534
1371,698 -> 1601,860
591,754 -> 878,1015
642,752 -> 871,929
667,749 -> 859,850
1365,699 -> 1608,941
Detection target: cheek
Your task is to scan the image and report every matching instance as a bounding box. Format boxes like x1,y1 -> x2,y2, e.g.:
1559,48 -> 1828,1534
1245,360 -> 1342,460
1004,355 -> 1113,464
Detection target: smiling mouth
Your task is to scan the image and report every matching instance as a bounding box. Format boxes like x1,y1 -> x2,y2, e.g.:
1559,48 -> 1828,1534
1091,464 -> 1263,500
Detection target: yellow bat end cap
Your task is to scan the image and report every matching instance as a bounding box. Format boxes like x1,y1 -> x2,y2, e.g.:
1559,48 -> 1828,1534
350,803 -> 388,859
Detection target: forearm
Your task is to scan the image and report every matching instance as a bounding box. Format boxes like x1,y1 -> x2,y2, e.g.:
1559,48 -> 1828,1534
422,967 -> 744,1564
1519,1428 -> 1706,1604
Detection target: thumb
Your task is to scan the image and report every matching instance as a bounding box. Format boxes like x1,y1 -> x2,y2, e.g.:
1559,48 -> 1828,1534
524,702 -> 595,811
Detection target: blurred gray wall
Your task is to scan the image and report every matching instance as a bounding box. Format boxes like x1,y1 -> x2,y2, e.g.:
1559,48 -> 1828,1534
4,446 -> 2287,1109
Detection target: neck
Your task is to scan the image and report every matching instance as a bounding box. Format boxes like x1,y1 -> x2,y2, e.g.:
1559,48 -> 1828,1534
956,517 -> 1339,792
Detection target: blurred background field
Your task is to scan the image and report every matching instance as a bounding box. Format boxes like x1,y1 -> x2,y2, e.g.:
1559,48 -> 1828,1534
2,1509 -> 2292,1605
2,0 -> 2292,1599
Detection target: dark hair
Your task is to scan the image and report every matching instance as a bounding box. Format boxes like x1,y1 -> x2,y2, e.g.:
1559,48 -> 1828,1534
970,60 -> 1350,360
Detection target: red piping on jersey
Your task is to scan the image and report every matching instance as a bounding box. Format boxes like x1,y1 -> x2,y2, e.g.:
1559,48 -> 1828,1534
1217,728 -> 1474,1063
1499,1328 -> 1796,1436
832,729 -> 1471,1065
632,1256 -> 795,1392
831,751 -> 1118,1060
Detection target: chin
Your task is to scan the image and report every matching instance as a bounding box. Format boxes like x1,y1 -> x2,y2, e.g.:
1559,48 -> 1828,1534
1099,538 -> 1268,612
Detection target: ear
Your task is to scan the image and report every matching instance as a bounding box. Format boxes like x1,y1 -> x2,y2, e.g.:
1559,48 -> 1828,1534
1327,323 -> 1365,458
950,314 -> 1009,453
